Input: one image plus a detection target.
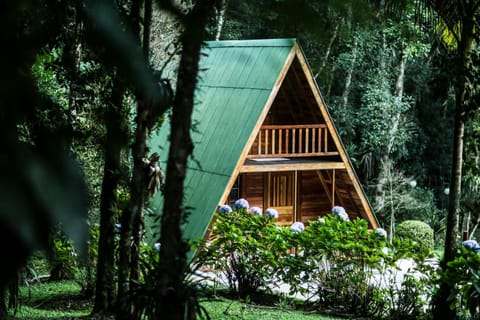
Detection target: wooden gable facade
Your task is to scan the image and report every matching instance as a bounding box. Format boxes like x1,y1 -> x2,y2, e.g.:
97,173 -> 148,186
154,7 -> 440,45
149,39 -> 378,244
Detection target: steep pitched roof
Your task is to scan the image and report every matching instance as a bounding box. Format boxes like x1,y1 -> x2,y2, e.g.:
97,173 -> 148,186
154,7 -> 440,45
149,38 -> 377,243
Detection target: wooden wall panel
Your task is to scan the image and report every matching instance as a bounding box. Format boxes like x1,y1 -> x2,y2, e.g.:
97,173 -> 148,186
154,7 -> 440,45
298,171 -> 331,223
240,173 -> 265,208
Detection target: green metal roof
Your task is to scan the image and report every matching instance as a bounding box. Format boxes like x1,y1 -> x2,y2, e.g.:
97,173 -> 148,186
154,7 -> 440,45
148,39 -> 296,242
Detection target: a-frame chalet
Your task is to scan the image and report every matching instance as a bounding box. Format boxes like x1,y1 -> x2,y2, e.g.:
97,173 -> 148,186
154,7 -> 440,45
149,39 -> 378,243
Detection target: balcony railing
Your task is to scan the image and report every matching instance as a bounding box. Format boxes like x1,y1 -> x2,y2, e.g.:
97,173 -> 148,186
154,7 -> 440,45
247,124 -> 339,158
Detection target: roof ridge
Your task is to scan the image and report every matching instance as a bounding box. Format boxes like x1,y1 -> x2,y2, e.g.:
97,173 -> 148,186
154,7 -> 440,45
204,38 -> 296,48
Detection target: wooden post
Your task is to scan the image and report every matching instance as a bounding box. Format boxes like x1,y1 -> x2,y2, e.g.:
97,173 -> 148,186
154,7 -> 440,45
331,169 -> 335,208
294,170 -> 298,222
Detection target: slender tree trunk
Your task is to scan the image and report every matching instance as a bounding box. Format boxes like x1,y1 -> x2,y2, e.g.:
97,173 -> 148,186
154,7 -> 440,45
142,0 -> 152,58
339,33 -> 358,124
315,19 -> 339,79
117,0 -> 144,305
215,0 -> 229,41
386,43 -> 406,156
155,0 -> 217,318
433,98 -> 464,320
433,11 -> 474,320
0,289 -> 6,320
94,77 -> 126,313
130,0 -> 153,286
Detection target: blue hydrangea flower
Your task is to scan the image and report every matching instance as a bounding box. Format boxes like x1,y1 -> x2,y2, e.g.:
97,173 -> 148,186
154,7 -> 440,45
250,206 -> 262,216
234,198 -> 249,210
291,221 -> 305,233
154,242 -> 161,252
218,204 -> 233,213
375,228 -> 387,238
265,208 -> 279,219
332,206 -> 349,221
462,239 -> 480,252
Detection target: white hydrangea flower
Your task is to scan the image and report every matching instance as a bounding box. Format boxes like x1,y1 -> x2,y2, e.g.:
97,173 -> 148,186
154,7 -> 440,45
250,206 -> 262,216
234,198 -> 249,210
265,208 -> 279,219
291,221 -> 305,233
375,228 -> 387,238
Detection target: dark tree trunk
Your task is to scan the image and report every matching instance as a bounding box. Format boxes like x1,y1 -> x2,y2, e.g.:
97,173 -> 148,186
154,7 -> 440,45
129,0 -> 154,285
433,9 -> 474,320
94,77 -> 127,313
117,107 -> 148,311
117,0 -> 144,306
155,0 -> 217,319
0,289 -> 6,320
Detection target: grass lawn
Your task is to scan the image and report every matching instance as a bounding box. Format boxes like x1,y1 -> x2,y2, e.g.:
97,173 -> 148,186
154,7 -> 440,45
201,297 -> 346,320
13,280 -> 92,319
10,280 -> 349,319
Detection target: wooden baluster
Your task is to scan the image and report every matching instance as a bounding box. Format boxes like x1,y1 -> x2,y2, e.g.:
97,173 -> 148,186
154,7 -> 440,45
258,130 -> 262,155
324,127 -> 328,152
305,128 -> 309,153
272,129 -> 276,155
299,128 -> 303,153
285,129 -> 289,156
265,129 -> 269,155
292,129 -> 296,155
279,128 -> 282,155
318,127 -> 322,153
312,127 -> 316,154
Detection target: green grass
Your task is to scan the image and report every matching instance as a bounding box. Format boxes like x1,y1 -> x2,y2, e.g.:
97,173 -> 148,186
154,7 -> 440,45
201,297 -> 346,320
11,280 -> 347,319
12,280 -> 92,319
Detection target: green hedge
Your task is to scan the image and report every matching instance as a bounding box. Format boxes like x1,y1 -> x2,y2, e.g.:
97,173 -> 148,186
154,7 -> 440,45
395,220 -> 434,251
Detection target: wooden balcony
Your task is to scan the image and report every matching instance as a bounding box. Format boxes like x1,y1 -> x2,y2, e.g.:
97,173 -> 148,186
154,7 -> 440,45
247,124 -> 339,158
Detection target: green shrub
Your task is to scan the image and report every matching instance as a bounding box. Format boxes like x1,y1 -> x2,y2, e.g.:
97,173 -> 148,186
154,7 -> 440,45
195,202 -> 435,319
442,244 -> 480,319
49,238 -> 78,280
281,215 -> 388,317
395,220 -> 434,252
195,203 -> 290,298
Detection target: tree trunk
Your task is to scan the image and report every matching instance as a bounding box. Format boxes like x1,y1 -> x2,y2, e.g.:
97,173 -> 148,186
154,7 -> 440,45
386,43 -> 406,156
117,110 -> 148,311
339,33 -> 358,124
433,10 -> 474,320
0,289 -> 6,320
215,0 -> 229,41
94,77 -> 126,313
315,19 -> 339,79
117,0 -> 144,306
155,0 -> 217,319
130,0 -> 154,287
433,99 -> 464,320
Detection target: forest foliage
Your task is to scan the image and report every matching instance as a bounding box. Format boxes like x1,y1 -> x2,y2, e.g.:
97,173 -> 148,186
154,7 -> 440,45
1,0 -> 480,319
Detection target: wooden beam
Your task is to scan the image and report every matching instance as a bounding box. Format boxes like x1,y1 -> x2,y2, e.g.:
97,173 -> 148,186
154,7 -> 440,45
316,170 -> 332,204
240,161 -> 345,173
294,170 -> 298,222
331,169 -> 335,208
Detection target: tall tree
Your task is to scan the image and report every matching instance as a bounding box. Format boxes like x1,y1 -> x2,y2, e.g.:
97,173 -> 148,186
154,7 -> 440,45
94,76 -> 128,313
152,0 -> 218,318
85,0 -> 173,315
430,2 -> 479,318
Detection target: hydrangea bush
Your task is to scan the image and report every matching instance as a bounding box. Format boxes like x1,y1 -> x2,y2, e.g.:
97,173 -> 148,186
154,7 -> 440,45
194,201 -> 434,319
442,242 -> 480,319
195,200 -> 286,298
